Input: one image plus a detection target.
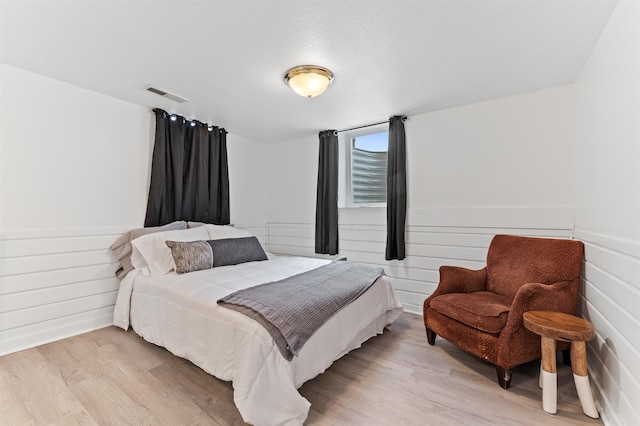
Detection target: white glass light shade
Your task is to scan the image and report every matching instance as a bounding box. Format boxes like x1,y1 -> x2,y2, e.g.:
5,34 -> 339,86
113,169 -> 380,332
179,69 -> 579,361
284,65 -> 334,98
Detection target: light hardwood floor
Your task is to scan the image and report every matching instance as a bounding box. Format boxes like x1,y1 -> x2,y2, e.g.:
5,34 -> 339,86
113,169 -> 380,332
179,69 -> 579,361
0,313 -> 603,425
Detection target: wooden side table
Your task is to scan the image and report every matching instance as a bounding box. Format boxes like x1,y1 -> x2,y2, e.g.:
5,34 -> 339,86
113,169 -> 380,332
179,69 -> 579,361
523,311 -> 599,418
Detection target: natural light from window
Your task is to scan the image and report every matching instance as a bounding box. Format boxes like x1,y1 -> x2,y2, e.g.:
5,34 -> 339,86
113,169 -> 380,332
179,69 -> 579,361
351,131 -> 388,205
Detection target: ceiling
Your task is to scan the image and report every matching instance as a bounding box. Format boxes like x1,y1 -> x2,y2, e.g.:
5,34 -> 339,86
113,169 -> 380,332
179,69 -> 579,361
1,0 -> 617,144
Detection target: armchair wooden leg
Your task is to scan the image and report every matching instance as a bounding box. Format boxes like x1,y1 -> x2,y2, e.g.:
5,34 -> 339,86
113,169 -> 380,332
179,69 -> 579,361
425,327 -> 436,345
496,366 -> 512,389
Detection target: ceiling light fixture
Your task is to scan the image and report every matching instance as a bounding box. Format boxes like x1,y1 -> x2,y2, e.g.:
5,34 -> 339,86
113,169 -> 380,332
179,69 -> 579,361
284,65 -> 334,98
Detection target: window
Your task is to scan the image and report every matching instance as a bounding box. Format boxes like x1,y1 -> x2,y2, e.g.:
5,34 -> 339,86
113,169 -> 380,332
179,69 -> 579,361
339,126 -> 388,207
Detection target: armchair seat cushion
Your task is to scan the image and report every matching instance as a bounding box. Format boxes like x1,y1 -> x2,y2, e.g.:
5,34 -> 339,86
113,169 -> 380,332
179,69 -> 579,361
429,291 -> 512,334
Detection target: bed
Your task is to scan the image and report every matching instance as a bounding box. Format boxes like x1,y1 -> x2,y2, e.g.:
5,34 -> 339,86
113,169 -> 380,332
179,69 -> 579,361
111,223 -> 403,425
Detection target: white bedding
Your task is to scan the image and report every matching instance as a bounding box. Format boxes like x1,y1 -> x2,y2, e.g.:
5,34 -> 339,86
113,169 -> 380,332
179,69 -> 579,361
113,256 -> 403,425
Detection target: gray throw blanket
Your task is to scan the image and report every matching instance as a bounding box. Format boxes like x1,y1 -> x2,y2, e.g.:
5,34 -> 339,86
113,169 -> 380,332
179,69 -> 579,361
217,262 -> 385,361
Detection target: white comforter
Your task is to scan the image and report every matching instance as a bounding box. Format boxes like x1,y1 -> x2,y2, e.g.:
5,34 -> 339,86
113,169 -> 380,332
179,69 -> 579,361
113,256 -> 403,425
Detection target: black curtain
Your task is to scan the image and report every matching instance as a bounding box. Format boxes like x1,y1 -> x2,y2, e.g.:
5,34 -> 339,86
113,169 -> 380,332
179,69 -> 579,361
144,108 -> 230,227
315,130 -> 339,254
385,116 -> 407,260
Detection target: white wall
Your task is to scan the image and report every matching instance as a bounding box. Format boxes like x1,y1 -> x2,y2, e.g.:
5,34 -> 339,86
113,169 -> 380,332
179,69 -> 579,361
574,2 -> 639,242
227,133 -> 269,236
268,137 -> 319,217
0,64 -> 152,356
0,65 -> 152,230
0,65 -> 269,355
266,85 -> 575,313
409,86 -> 574,209
573,1 -> 640,425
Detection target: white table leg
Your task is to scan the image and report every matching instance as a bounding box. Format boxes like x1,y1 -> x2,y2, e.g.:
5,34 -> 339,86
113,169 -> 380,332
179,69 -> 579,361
541,370 -> 557,414
573,374 -> 599,418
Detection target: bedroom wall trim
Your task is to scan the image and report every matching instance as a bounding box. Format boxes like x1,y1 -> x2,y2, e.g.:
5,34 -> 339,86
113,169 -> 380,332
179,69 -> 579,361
233,223 -> 268,246
0,227 -> 129,356
574,229 -> 640,426
266,206 -> 574,314
268,206 -> 574,229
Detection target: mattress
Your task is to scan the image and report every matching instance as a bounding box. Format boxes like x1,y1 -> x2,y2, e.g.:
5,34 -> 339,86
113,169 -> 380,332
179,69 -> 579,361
113,255 -> 403,425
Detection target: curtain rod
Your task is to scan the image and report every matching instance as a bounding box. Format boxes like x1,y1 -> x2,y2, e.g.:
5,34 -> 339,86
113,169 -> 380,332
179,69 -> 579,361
336,115 -> 407,134
153,108 -> 226,132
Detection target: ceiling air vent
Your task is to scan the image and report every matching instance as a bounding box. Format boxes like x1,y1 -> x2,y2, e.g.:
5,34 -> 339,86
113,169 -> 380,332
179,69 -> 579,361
146,85 -> 189,103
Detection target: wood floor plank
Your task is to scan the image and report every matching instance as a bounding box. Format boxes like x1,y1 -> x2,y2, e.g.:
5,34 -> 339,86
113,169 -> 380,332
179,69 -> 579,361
148,358 -> 248,425
0,366 -> 36,426
0,312 -> 604,425
70,375 -> 159,425
0,349 -> 86,425
36,332 -> 112,386
48,409 -> 99,426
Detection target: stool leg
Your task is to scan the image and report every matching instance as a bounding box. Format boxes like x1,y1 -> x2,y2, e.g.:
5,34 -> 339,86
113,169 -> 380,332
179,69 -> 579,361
539,362 -> 543,388
571,341 -> 599,418
541,336 -> 557,414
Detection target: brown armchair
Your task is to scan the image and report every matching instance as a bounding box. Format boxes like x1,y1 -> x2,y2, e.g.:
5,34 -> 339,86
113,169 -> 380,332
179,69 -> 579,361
423,234 -> 584,389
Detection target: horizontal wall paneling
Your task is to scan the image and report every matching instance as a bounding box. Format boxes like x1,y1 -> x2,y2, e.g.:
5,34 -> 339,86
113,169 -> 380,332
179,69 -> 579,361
267,207 -> 574,315
575,230 -> 640,426
0,228 -> 127,356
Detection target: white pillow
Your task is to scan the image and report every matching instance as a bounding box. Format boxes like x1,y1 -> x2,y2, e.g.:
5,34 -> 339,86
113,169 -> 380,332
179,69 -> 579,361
131,227 -> 209,276
204,224 -> 253,240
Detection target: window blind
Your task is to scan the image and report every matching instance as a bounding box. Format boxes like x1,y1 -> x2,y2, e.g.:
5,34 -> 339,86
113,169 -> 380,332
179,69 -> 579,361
351,148 -> 387,204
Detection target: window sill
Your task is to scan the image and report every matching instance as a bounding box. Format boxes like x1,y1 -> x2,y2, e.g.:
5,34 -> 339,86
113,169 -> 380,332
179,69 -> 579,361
340,203 -> 386,209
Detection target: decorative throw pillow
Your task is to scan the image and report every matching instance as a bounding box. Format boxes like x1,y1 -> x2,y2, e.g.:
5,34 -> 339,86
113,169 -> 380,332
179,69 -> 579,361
165,240 -> 214,274
131,227 -> 210,275
208,236 -> 268,267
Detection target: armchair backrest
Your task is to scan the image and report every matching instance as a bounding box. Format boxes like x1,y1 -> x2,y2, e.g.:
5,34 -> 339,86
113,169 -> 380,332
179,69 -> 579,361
486,235 -> 584,299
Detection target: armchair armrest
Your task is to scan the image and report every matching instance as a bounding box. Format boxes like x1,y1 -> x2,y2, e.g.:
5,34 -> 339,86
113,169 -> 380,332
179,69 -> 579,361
501,279 -> 579,337
427,266 -> 487,302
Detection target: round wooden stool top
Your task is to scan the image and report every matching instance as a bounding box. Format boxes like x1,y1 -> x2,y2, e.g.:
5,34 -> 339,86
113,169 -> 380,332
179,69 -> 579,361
523,311 -> 595,342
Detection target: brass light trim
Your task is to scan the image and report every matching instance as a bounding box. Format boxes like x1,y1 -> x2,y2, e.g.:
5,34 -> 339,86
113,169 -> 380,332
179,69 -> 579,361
284,65 -> 334,98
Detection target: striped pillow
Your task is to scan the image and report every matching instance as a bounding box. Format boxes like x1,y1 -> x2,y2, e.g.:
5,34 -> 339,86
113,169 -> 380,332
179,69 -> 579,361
165,240 -> 213,274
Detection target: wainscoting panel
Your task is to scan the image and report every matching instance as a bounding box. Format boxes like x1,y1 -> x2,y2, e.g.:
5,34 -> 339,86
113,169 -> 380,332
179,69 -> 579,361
574,230 -> 640,426
266,207 -> 574,315
0,228 -> 127,356
0,224 -> 269,356
236,224 -> 268,247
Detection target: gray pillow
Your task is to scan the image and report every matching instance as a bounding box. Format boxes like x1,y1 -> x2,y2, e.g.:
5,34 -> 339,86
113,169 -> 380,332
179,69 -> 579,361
110,221 -> 187,279
208,236 -> 268,267
166,240 -> 214,274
